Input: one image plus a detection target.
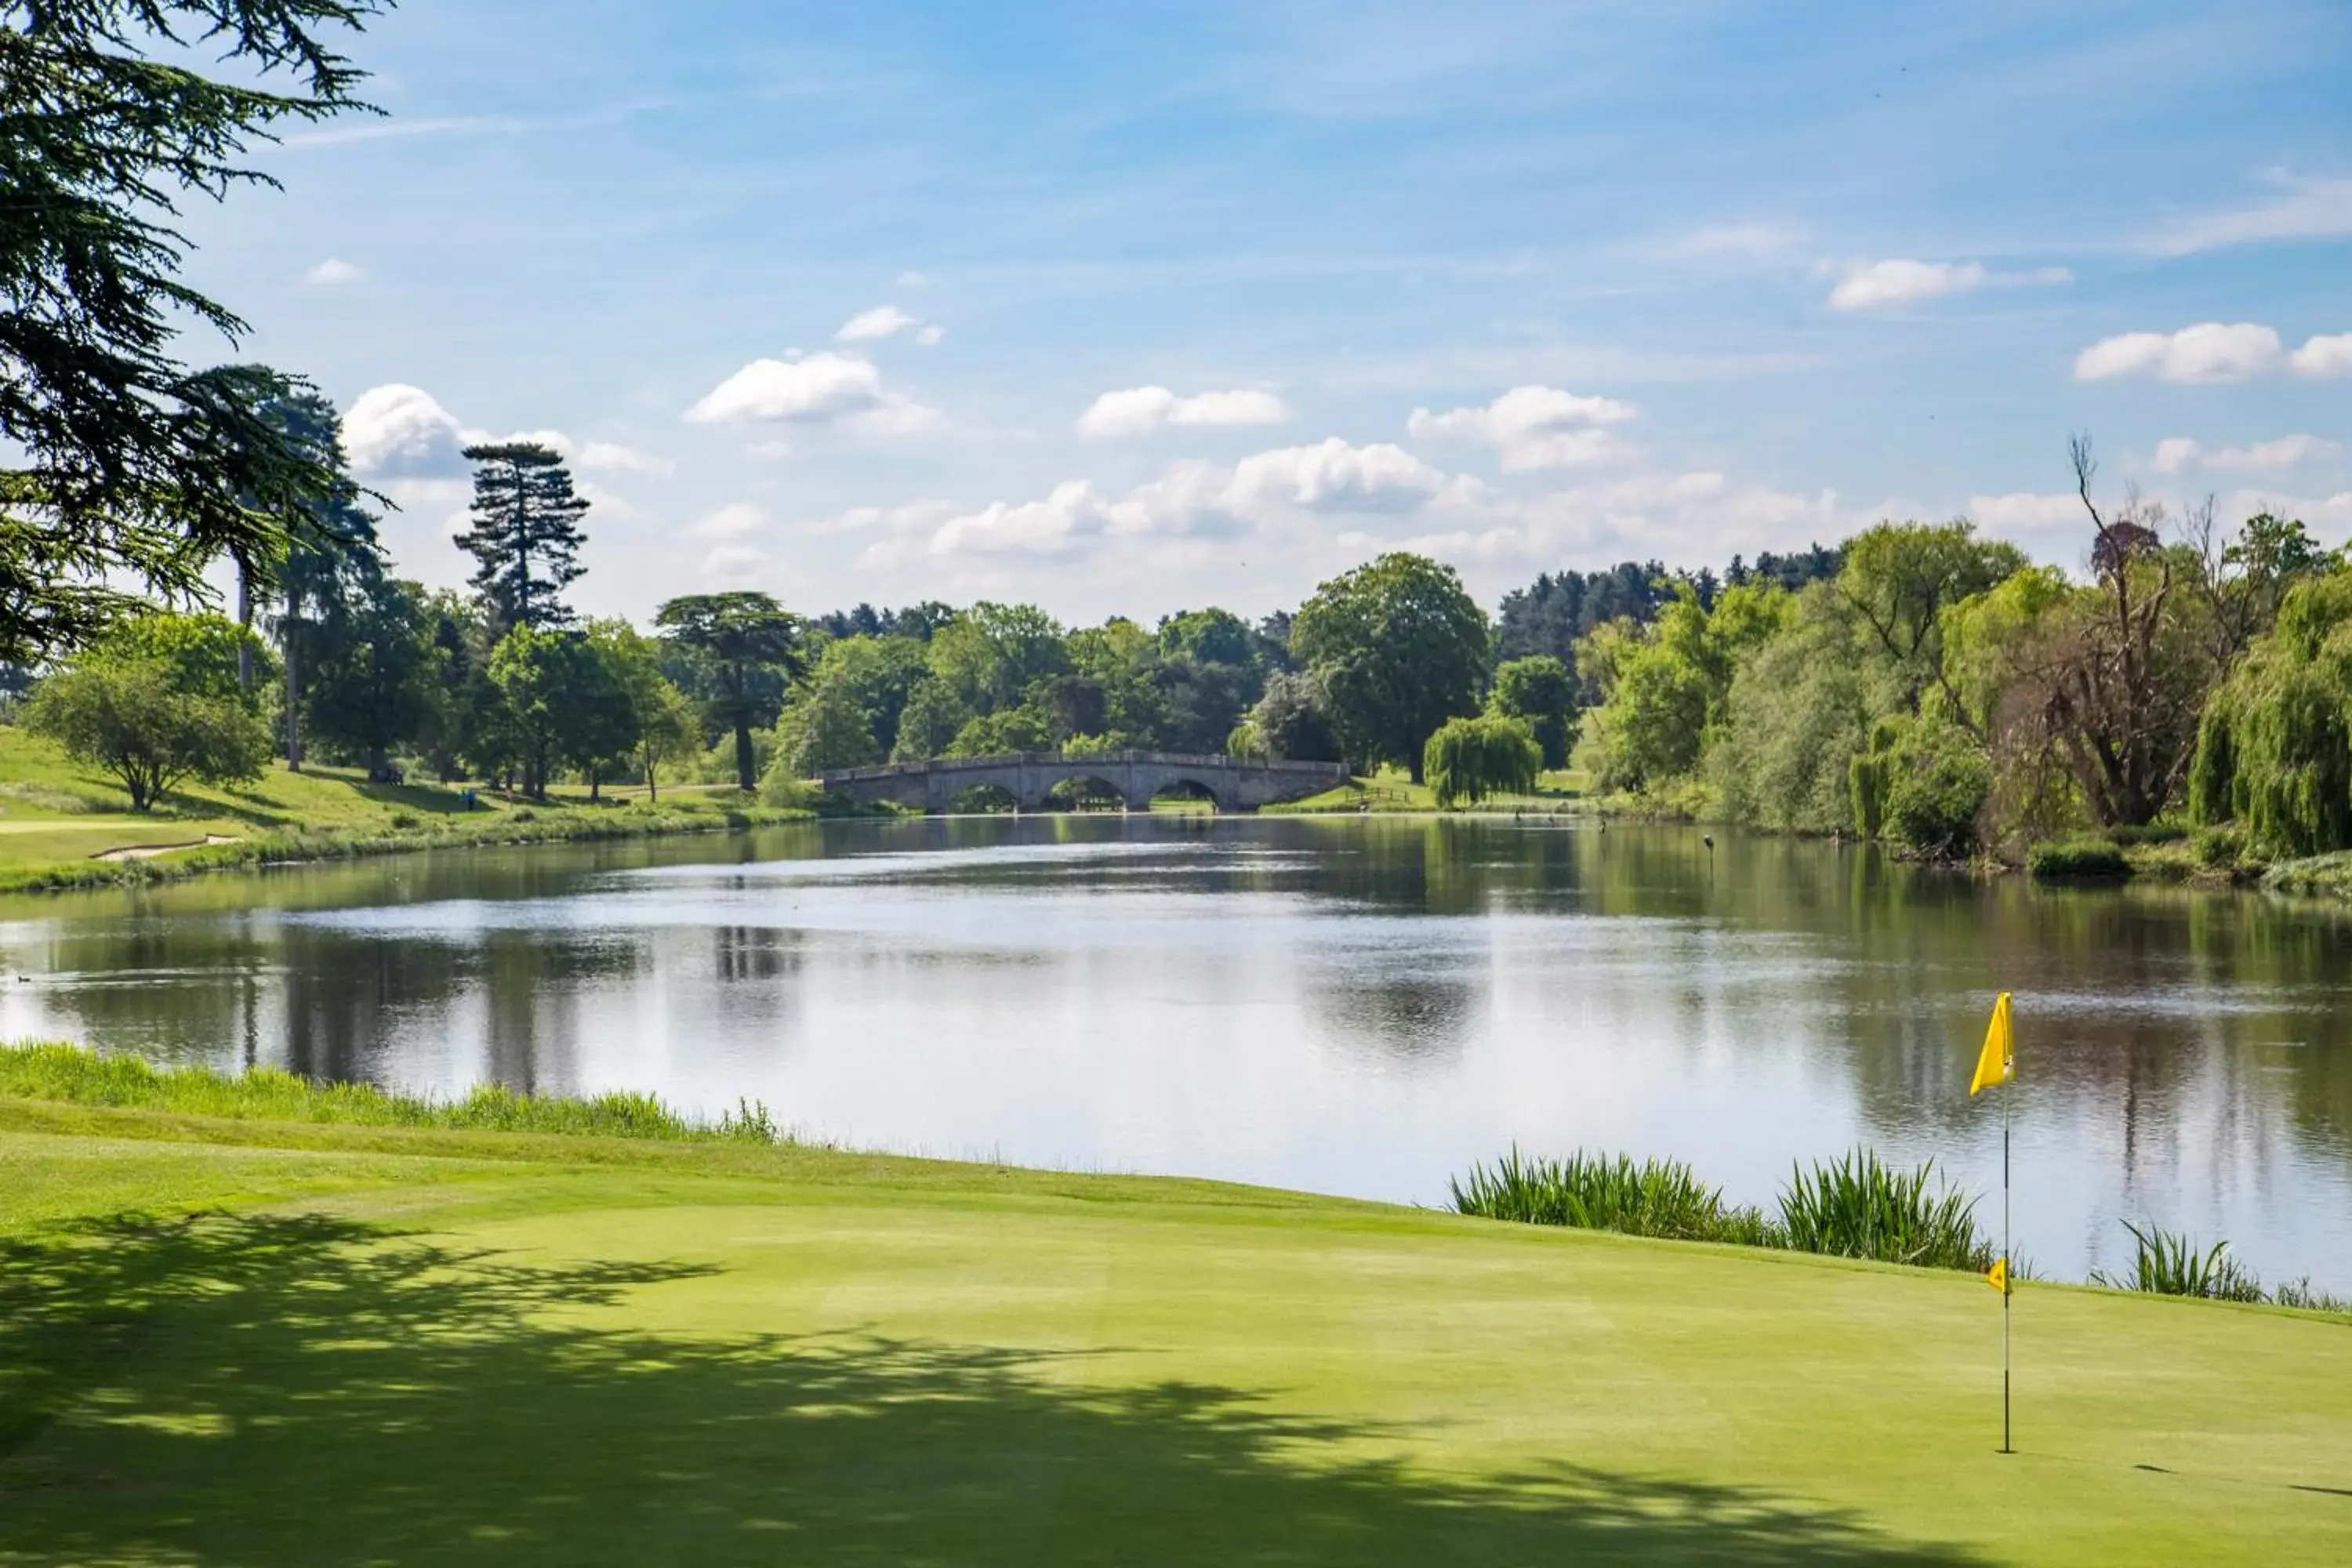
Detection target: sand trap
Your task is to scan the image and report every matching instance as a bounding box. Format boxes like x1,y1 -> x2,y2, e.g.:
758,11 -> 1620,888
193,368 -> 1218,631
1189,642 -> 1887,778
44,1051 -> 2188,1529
93,833 -> 242,862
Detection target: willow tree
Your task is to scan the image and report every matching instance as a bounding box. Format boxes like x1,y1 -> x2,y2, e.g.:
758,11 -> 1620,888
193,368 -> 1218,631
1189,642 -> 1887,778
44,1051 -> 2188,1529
2189,572 -> 2352,857
2,2 -> 380,660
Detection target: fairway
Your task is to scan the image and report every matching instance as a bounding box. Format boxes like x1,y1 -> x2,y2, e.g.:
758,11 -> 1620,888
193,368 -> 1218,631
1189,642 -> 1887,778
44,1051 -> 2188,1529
2,1101 -> 2345,1565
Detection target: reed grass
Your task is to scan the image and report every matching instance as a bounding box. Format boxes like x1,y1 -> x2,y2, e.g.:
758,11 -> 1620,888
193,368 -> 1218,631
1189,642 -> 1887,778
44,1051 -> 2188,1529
2091,1220 -> 2294,1306
1448,1148 -> 1770,1242
1454,1145 -> 1996,1275
1776,1149 -> 1995,1271
0,1042 -> 785,1145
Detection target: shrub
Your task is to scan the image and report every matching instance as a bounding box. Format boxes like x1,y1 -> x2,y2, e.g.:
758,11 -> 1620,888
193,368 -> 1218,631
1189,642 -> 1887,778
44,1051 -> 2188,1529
2192,825 -> 2245,868
2107,822 -> 2188,847
2027,839 -> 2130,880
1882,722 -> 1992,858
26,655 -> 270,811
1425,715 -> 1541,808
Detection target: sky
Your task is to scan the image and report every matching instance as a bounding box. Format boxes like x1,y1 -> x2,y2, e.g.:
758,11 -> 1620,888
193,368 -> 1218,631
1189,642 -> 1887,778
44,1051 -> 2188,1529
183,0 -> 2352,626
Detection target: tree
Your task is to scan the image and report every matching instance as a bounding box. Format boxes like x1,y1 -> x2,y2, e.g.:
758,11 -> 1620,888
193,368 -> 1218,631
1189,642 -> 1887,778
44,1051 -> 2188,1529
1156,608 -> 1258,674
2,3 -> 378,662
26,619 -> 272,810
485,626 -> 629,800
456,443 -> 590,636
1290,553 -> 1488,782
1994,441 -> 2221,826
1250,670 -> 1341,763
1835,521 -> 2024,719
557,634 -> 641,800
261,388 -> 382,768
889,677 -> 969,763
1573,581 -> 1789,793
593,623 -> 699,802
777,678 -> 880,776
804,635 -> 932,757
926,602 -> 1069,717
303,576 -> 439,780
1489,656 -> 1577,769
1425,716 -> 1541,808
655,592 -> 803,791
2188,571 -> 2352,856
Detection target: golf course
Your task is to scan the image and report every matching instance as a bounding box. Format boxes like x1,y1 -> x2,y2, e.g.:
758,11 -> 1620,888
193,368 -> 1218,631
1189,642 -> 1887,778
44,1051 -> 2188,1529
3,1058 -> 2346,1566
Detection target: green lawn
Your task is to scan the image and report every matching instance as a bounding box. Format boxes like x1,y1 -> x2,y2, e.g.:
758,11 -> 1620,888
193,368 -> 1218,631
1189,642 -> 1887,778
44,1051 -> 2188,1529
1267,764 -> 1591,814
2,1091 -> 2345,1563
0,727 -> 798,890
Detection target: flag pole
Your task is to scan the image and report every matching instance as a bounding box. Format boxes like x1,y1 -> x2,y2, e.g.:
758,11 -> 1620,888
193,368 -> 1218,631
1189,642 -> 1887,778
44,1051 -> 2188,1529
2002,1067 -> 2012,1455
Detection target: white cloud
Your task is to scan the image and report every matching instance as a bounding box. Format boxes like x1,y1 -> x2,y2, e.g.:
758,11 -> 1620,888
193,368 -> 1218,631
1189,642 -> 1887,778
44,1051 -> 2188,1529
743,438 -> 794,462
1074,386 -> 1292,437
1226,438 -> 1449,512
303,257 -> 364,286
683,352 -> 939,432
1826,259 -> 2070,311
896,270 -> 927,288
930,481 -> 1121,558
576,441 -> 673,476
2146,173 -> 2352,256
341,384 -> 470,477
1968,492 -> 2085,534
690,503 -> 768,541
1830,260 -> 1987,310
1659,223 -> 1806,263
837,304 -> 920,342
2073,322 -> 2286,383
2074,325 -> 2352,383
878,438 -> 1472,569
2292,333 -> 2352,379
2151,434 -> 2341,475
699,545 -> 774,579
916,324 -> 946,347
1408,385 -> 1638,471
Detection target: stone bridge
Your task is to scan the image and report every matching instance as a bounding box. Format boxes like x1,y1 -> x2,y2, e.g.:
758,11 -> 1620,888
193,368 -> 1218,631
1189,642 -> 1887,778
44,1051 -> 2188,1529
818,750 -> 1348,814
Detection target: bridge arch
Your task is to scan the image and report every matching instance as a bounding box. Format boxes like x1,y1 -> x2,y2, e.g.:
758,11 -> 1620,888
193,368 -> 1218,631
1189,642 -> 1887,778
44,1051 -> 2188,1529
1039,775 -> 1133,813
1145,776 -> 1229,813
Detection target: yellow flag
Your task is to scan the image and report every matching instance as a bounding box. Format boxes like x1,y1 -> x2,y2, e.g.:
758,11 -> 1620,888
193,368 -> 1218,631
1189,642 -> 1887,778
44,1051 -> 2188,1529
1969,992 -> 2013,1097
1984,1257 -> 2008,1294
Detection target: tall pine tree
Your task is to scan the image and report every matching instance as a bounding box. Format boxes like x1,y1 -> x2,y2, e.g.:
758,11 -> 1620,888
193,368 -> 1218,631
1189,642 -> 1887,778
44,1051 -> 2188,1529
456,443 -> 589,636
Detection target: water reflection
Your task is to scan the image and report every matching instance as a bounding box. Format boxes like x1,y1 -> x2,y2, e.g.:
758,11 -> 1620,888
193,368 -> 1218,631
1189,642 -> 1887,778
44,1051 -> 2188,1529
1,817 -> 2348,1288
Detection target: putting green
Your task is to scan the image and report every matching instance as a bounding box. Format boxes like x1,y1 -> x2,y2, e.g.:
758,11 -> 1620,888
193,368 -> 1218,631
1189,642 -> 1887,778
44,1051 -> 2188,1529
2,1101 -> 2347,1565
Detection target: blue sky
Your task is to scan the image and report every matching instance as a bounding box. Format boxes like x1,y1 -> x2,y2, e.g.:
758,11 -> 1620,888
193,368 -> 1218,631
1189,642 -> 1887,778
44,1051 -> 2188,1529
190,0 -> 2352,623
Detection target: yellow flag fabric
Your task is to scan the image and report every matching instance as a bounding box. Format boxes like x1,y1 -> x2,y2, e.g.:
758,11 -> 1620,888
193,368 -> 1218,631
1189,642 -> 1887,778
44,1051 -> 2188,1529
1969,992 -> 2013,1097
1984,1257 -> 2007,1295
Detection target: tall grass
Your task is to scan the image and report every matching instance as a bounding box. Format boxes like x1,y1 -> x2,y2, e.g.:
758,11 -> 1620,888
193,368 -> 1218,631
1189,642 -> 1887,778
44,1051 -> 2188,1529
0,1042 -> 785,1145
1453,1145 -> 1994,1274
1777,1149 -> 1995,1271
2084,1219 -> 2352,1310
1450,1149 -> 1770,1242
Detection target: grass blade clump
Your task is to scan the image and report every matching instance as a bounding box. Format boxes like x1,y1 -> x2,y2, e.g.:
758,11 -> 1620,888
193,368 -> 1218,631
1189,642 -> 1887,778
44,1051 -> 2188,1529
2092,1221 -> 2264,1303
0,1042 -> 783,1145
1775,1149 -> 1994,1271
1450,1147 -> 1762,1242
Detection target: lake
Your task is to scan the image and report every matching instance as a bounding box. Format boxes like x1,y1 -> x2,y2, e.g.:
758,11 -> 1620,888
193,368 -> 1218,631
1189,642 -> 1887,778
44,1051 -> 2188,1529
3,815 -> 2348,1290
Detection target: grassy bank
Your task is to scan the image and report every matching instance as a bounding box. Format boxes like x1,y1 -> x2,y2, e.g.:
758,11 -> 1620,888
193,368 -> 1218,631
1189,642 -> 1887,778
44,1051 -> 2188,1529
0,727 -> 816,894
1264,765 -> 1589,815
2,1052 -> 2348,1563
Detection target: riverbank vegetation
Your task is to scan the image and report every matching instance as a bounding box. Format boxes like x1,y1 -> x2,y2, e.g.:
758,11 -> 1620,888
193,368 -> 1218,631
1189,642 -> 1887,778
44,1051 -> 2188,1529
5,1060 -> 2349,1563
1453,1143 -> 2350,1315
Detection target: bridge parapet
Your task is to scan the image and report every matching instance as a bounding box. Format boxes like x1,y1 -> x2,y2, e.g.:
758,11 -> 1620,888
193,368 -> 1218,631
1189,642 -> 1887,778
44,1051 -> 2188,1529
818,750 -> 1347,814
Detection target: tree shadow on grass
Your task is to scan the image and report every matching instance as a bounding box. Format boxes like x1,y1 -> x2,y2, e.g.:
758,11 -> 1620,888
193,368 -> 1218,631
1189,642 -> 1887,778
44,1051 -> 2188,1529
0,1212 -> 1987,1566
